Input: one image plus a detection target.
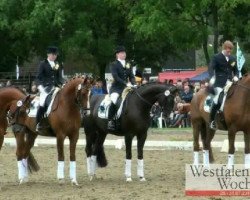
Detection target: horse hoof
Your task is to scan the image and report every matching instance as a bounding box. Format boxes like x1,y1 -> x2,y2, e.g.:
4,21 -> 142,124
126,177 -> 132,182
58,178 -> 65,184
71,180 -> 79,186
139,177 -> 146,182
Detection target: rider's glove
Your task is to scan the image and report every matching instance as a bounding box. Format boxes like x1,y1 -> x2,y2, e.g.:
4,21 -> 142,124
38,85 -> 45,93
126,83 -> 132,87
233,76 -> 239,82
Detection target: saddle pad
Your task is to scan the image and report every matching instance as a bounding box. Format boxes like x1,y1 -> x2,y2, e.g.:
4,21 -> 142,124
28,88 -> 60,117
98,87 -> 132,119
204,81 -> 233,113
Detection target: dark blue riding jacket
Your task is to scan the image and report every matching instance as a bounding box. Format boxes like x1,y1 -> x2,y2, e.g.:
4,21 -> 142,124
109,60 -> 135,94
209,52 -> 238,88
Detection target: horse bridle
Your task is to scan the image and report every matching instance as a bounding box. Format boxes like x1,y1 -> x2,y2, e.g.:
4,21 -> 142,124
75,82 -> 90,111
7,98 -> 30,125
133,88 -> 175,107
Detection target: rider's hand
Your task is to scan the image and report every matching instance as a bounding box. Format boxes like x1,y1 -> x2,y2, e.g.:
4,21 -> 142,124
133,85 -> 137,88
233,76 -> 239,82
126,83 -> 132,87
38,85 -> 45,93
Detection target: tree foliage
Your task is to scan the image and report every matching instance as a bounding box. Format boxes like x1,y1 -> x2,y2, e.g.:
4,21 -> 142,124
0,0 -> 249,73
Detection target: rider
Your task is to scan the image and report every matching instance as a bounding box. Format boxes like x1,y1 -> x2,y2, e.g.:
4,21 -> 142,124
36,46 -> 64,130
209,40 -> 238,130
108,45 -> 136,131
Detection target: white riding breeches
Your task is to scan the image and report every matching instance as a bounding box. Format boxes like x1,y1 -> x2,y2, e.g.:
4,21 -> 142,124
38,85 -> 48,107
110,92 -> 119,104
213,87 -> 223,104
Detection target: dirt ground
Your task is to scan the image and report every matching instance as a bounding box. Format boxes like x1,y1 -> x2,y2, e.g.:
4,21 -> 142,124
0,129 -> 247,200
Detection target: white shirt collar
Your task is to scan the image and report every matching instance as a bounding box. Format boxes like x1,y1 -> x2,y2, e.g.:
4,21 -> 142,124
118,59 -> 125,67
222,51 -> 229,62
47,59 -> 55,68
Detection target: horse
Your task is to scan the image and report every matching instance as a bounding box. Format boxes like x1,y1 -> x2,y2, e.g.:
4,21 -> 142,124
83,83 -> 177,181
0,87 -> 39,183
9,76 -> 91,185
191,74 -> 250,168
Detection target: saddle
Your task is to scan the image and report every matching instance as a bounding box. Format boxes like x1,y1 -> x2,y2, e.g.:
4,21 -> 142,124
29,88 -> 60,118
204,81 -> 235,130
98,87 -> 132,120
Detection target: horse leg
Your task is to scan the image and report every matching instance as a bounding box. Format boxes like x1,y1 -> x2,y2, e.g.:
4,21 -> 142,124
90,131 -> 107,180
57,134 -> 66,182
15,132 -> 27,184
243,131 -> 250,169
0,119 -> 7,150
205,124 -> 215,163
69,132 -> 79,186
23,131 -> 39,176
137,132 -> 147,181
192,119 -> 201,166
85,130 -> 96,176
124,134 -> 133,182
227,128 -> 236,169
202,123 -> 211,167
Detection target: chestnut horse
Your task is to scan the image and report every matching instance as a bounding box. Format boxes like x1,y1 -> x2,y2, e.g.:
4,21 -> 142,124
0,87 -> 39,183
191,74 -> 250,168
83,83 -> 177,181
10,77 -> 90,185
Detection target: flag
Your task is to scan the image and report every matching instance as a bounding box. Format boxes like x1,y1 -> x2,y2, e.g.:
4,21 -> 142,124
16,64 -> 19,80
237,42 -> 246,78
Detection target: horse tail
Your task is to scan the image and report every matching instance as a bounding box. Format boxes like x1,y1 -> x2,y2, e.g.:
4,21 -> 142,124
27,152 -> 40,173
0,134 -> 4,150
96,144 -> 108,168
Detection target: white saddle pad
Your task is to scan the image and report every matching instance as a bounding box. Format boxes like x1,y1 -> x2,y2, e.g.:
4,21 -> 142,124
28,88 -> 60,117
204,81 -> 233,113
98,95 -> 125,119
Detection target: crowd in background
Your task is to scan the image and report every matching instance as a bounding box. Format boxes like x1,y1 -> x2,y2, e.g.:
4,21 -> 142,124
0,76 -> 209,129
150,78 -> 209,128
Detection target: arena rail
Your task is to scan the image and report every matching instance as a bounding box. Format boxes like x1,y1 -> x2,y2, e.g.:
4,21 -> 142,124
2,138 -> 242,151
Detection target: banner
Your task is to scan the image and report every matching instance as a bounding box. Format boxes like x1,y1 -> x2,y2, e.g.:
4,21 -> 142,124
16,64 -> 19,80
186,164 -> 250,196
237,42 -> 246,78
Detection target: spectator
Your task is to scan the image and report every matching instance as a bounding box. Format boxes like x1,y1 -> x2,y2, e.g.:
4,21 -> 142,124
180,85 -> 193,103
30,85 -> 38,94
200,80 -> 207,90
6,80 -> 12,87
168,79 -> 174,85
142,78 -> 148,85
0,82 -> 4,88
150,102 -> 162,128
90,79 -> 106,96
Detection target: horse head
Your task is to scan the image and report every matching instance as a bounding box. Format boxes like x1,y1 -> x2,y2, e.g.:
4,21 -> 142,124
157,85 -> 178,117
8,95 -> 35,125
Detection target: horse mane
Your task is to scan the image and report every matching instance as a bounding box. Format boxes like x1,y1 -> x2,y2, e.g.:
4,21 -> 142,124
63,75 -> 85,89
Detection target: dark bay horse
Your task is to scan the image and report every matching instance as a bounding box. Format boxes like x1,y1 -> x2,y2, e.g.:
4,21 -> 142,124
10,77 -> 90,185
0,87 -> 39,183
191,74 -> 250,168
83,83 -> 177,181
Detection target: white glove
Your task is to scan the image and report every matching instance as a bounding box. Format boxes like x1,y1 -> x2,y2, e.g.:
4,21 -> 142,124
38,85 -> 45,93
209,76 -> 215,86
126,83 -> 132,87
132,85 -> 137,88
233,76 -> 239,82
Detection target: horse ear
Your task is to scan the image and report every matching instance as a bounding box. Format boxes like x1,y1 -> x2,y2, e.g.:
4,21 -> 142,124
170,86 -> 179,95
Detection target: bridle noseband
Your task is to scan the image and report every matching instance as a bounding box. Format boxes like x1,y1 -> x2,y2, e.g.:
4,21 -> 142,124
75,82 -> 90,112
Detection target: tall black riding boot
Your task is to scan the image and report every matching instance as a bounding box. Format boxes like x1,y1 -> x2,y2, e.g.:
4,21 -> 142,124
36,106 -> 45,131
209,103 -> 219,130
107,103 -> 117,131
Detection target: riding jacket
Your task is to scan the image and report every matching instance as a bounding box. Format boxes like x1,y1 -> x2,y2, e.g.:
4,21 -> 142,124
36,59 -> 64,92
209,52 -> 238,88
109,60 -> 135,94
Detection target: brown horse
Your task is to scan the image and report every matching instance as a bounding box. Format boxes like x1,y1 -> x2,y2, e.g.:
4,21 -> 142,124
10,76 -> 91,185
0,87 -> 39,183
191,74 -> 250,168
